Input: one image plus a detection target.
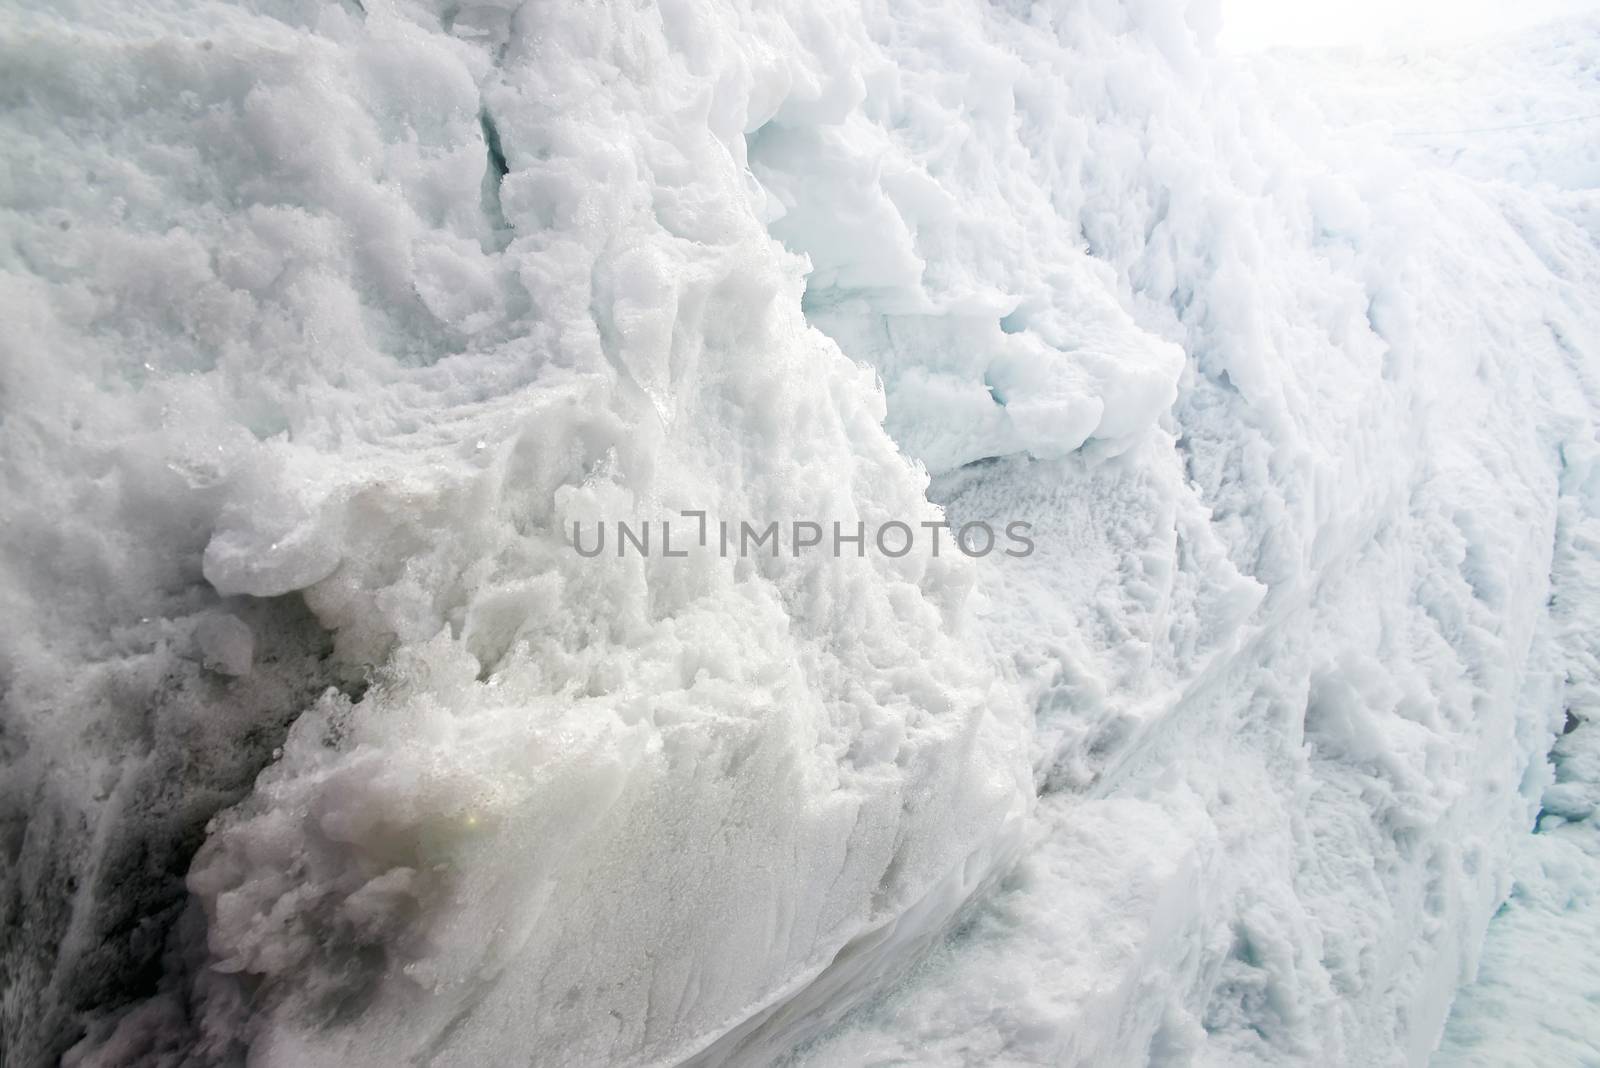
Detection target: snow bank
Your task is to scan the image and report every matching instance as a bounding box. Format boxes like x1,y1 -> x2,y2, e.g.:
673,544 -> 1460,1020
3,1 -> 1030,1064
2,0 -> 1597,1066
764,6 -> 1600,1067
1435,368 -> 1600,1066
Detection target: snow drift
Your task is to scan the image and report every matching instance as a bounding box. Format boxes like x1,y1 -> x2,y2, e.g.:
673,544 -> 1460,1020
0,0 -> 1596,1066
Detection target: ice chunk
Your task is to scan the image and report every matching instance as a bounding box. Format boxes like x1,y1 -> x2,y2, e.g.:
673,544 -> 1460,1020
196,613 -> 255,677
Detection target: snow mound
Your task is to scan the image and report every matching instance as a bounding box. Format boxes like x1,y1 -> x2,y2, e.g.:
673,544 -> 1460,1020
4,1 -> 1030,1064
2,1 -> 1598,1067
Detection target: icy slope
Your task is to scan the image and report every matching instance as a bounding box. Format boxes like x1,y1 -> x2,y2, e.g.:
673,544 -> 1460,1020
1,1 -> 1597,1067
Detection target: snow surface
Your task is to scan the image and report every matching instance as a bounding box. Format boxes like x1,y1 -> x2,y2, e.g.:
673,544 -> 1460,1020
1218,0 -> 1600,52
0,1 -> 1597,1067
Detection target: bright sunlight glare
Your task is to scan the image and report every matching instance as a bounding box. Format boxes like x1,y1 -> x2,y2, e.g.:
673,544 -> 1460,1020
1218,0 -> 1600,51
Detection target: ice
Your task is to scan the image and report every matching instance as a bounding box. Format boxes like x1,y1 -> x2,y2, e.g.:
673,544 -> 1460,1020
2,0 -> 1598,1066
195,614 -> 255,678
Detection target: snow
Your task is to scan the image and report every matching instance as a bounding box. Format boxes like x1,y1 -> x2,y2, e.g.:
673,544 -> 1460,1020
4,3 -> 1031,1064
1218,0 -> 1600,52
1433,346 -> 1600,1066
0,1 -> 1596,1067
1434,724 -> 1600,1067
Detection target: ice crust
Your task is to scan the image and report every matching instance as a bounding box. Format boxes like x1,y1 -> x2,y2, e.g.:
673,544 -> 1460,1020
1,1 -> 1597,1066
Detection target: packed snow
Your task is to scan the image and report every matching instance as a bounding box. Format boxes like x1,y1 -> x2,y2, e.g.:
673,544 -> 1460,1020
0,1 -> 1596,1067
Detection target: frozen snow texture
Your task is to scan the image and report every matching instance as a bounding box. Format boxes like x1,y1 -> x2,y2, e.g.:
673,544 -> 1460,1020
1,1 -> 1597,1067
3,1 -> 1032,1064
1434,368 -> 1600,1066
